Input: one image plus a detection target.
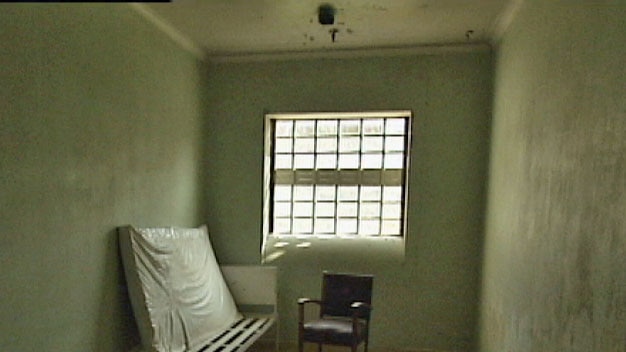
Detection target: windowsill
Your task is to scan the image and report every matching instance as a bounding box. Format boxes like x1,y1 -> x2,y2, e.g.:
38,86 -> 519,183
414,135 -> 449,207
261,234 -> 405,264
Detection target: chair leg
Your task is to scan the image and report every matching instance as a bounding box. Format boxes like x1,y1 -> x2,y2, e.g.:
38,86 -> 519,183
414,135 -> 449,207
298,321 -> 303,352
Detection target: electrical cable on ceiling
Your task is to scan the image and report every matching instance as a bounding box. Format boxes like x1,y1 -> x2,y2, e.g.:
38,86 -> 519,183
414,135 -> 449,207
318,3 -> 339,43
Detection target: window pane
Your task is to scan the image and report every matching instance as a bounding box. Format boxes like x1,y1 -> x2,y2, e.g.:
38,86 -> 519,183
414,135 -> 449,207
274,202 -> 291,216
382,203 -> 401,219
384,153 -> 404,169
339,137 -> 360,152
274,154 -> 292,169
293,218 -> 313,233
275,138 -> 292,153
316,137 -> 337,153
360,186 -> 381,201
314,218 -> 335,233
337,202 -> 358,217
362,119 -> 384,135
385,136 -> 405,152
294,138 -> 314,153
338,218 -> 357,234
338,154 -> 359,169
316,154 -> 336,169
274,218 -> 291,233
295,120 -> 315,137
360,202 -> 380,217
338,186 -> 358,201
383,186 -> 402,202
359,220 -> 380,235
317,120 -> 337,136
274,185 -> 292,201
361,153 -> 382,169
269,113 -> 410,239
294,185 -> 313,200
294,154 -> 314,169
275,120 -> 293,137
316,186 -> 336,201
385,118 -> 406,135
293,202 -> 313,217
362,136 -> 383,152
340,120 -> 360,135
315,202 -> 335,217
381,220 -> 401,235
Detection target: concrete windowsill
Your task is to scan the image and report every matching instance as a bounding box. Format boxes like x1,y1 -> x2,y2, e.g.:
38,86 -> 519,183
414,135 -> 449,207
261,234 -> 405,264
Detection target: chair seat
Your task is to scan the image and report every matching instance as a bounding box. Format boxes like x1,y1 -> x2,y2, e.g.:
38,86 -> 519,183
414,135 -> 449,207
303,318 -> 367,345
298,272 -> 373,352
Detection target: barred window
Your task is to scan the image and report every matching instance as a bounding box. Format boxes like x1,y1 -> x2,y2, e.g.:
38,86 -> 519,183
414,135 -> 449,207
263,111 -> 412,238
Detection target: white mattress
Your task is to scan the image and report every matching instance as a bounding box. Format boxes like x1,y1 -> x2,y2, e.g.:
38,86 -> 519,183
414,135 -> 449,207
119,225 -> 242,352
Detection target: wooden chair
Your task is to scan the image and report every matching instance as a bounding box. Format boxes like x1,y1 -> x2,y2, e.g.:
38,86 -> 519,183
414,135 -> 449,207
298,272 -> 374,352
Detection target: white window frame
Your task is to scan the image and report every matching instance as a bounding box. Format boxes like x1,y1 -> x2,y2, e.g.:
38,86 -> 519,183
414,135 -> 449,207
262,111 -> 412,259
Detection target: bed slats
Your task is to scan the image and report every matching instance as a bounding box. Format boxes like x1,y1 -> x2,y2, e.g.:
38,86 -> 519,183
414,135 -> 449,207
199,316 -> 276,352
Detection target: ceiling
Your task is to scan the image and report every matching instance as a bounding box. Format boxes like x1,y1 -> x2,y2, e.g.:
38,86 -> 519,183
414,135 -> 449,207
141,0 -> 515,57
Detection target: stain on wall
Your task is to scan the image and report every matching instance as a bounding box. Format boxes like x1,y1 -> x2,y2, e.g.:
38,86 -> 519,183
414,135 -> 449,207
480,2 -> 626,351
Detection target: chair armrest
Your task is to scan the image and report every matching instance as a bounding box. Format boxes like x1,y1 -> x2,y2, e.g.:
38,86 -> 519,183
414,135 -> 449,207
298,298 -> 322,306
350,301 -> 372,321
350,301 -> 373,332
298,298 -> 322,323
350,301 -> 372,311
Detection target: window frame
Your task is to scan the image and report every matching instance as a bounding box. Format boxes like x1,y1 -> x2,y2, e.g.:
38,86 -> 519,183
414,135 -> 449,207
262,111 -> 412,246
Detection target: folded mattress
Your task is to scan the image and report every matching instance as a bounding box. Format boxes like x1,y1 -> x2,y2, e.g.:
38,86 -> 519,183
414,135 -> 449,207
119,225 -> 242,352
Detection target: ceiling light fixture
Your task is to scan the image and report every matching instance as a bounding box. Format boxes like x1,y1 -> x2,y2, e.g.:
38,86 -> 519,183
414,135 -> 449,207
318,3 -> 340,43
318,3 -> 336,25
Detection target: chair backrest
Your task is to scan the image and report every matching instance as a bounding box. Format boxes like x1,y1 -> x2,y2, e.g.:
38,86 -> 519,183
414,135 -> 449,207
320,272 -> 373,320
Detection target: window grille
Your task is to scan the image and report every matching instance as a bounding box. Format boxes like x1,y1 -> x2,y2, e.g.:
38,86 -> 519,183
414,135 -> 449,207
264,111 -> 412,237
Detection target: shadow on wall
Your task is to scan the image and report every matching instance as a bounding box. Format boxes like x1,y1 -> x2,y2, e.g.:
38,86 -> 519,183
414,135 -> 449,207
95,229 -> 140,351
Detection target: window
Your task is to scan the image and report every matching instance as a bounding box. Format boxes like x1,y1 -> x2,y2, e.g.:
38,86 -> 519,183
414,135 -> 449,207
263,111 -> 412,242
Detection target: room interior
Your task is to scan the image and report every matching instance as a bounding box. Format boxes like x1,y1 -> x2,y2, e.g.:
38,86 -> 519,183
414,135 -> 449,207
1,1 -> 624,351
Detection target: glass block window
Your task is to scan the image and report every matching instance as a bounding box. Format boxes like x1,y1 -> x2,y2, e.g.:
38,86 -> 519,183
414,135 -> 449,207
263,111 -> 412,237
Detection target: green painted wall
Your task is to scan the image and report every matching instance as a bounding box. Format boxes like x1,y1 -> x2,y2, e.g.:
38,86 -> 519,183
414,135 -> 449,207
0,5 -> 207,351
204,51 -> 493,351
480,2 -> 626,351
